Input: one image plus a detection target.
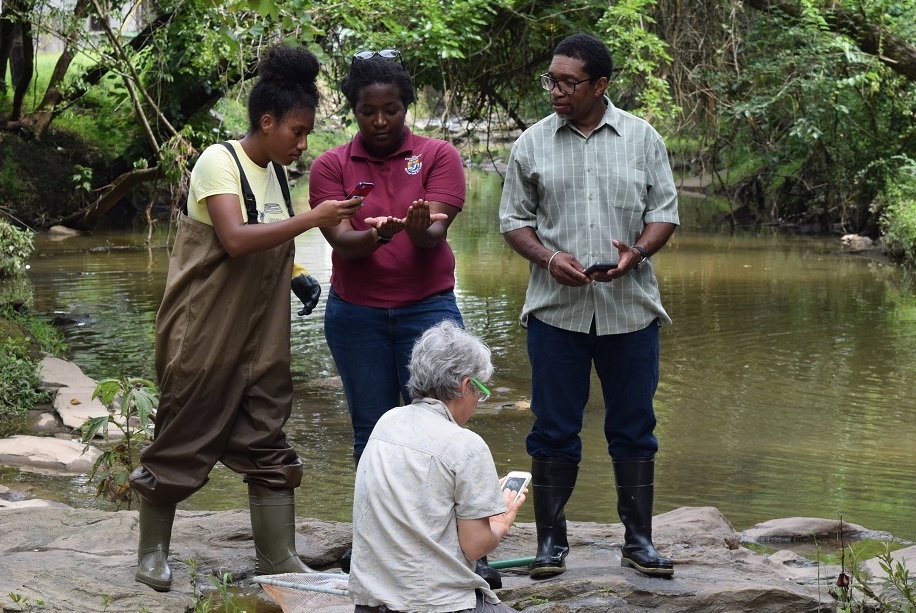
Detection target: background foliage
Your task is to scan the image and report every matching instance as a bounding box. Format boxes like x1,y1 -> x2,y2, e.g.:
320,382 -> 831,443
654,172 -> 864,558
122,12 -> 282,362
0,0 -> 914,263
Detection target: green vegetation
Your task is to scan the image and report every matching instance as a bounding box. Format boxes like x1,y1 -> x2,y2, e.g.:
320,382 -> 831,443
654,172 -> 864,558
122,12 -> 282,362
0,218 -> 32,278
0,336 -> 45,436
0,219 -> 66,433
878,158 -> 916,268
6,591 -> 45,611
830,543 -> 916,612
75,377 -> 158,510
740,523 -> 915,612
1,0 -> 914,257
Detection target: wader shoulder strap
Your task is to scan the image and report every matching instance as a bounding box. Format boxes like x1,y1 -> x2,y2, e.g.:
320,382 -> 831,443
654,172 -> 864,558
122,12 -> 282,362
221,142 -> 260,225
271,161 -> 295,218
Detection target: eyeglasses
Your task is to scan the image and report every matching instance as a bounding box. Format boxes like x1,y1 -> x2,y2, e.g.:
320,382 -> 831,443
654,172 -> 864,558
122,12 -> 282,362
540,73 -> 593,95
470,377 -> 490,403
352,49 -> 404,67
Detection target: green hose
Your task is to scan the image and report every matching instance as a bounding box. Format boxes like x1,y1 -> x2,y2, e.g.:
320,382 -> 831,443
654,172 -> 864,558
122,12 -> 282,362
487,556 -> 536,569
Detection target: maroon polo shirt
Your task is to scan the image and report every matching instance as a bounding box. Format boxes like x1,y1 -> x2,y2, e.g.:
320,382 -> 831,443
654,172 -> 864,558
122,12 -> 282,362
309,128 -> 466,308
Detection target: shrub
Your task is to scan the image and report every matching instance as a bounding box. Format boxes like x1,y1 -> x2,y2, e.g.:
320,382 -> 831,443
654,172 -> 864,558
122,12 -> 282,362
75,377 -> 158,509
0,217 -> 34,278
0,337 -> 48,422
879,159 -> 916,268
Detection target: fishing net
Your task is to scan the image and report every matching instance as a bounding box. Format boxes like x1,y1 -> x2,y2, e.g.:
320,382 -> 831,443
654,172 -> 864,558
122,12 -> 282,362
255,572 -> 351,613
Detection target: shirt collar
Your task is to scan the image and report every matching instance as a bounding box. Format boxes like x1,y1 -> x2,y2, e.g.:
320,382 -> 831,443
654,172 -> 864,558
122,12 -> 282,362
550,96 -> 620,137
352,127 -> 415,160
414,397 -> 458,425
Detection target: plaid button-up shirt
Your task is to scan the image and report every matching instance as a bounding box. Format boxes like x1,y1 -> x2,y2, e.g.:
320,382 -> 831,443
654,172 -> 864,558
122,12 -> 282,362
499,98 -> 680,335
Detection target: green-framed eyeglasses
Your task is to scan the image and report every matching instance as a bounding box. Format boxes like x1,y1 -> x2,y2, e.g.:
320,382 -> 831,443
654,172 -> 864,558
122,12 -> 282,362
470,377 -> 490,403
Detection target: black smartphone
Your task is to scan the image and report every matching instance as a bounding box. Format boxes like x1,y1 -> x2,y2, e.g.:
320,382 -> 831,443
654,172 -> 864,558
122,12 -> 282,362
347,181 -> 375,199
583,261 -> 618,275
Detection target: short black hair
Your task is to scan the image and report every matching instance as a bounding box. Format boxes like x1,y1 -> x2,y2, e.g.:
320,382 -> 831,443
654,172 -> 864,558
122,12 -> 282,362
553,33 -> 614,81
247,45 -> 320,132
340,56 -> 416,110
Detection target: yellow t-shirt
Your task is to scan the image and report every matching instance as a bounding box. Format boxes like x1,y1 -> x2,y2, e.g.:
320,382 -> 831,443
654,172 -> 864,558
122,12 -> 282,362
186,141 -> 290,226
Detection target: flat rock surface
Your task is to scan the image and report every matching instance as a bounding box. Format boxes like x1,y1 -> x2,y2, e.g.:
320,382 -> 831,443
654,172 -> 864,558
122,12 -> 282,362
3,504 -> 906,613
0,434 -> 101,475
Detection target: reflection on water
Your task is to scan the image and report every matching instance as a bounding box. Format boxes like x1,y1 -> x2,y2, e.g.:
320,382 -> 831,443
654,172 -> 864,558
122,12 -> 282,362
13,171 -> 916,543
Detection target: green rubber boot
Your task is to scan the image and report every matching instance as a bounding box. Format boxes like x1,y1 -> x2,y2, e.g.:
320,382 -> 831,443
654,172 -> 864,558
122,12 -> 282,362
249,485 -> 313,575
135,497 -> 177,592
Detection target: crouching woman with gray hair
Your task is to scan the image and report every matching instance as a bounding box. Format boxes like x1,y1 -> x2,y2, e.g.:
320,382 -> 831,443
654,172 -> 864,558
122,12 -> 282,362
349,320 -> 525,613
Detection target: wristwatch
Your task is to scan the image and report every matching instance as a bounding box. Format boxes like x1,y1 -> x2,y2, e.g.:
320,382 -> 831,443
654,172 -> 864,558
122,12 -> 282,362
633,245 -> 649,268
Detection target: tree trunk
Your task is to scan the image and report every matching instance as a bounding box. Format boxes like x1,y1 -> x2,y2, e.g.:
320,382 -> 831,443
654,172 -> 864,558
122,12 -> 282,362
4,0 -> 35,121
59,166 -> 164,231
22,0 -> 91,137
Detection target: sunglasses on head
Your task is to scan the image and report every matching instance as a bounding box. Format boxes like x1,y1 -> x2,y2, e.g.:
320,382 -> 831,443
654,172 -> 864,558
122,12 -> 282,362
352,49 -> 404,66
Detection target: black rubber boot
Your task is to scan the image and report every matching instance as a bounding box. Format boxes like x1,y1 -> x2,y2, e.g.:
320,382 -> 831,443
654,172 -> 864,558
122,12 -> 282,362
249,485 -> 313,575
475,556 -> 502,589
613,456 -> 674,578
135,496 -> 177,592
528,457 -> 578,579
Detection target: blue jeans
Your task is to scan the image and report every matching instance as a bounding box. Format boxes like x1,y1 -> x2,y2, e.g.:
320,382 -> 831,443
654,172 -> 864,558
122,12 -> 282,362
525,315 -> 660,463
324,288 -> 463,455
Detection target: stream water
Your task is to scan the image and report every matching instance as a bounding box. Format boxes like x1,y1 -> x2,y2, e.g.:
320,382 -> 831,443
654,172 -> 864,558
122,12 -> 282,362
8,170 -> 916,544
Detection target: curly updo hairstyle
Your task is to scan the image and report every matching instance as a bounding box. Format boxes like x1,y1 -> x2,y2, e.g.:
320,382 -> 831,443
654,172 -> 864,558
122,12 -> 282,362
247,45 -> 321,132
340,56 -> 416,111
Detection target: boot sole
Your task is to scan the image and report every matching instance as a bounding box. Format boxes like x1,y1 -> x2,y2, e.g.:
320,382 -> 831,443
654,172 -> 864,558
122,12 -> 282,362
621,557 -> 674,578
136,573 -> 172,592
529,564 -> 566,580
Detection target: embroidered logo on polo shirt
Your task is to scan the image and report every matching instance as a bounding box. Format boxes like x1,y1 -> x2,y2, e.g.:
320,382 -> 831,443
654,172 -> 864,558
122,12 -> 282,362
405,154 -> 422,176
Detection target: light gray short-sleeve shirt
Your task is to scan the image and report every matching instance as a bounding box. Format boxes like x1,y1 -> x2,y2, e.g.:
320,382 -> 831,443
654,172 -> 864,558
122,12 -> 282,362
349,399 -> 507,613
499,98 -> 680,335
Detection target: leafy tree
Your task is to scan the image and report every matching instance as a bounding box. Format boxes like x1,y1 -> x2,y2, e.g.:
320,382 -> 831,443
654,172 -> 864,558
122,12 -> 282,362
687,0 -> 915,232
1,0 -> 914,249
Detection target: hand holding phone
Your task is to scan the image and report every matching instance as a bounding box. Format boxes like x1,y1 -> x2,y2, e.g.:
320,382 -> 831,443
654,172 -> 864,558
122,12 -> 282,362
583,261 -> 618,275
501,471 -> 532,504
347,181 -> 375,200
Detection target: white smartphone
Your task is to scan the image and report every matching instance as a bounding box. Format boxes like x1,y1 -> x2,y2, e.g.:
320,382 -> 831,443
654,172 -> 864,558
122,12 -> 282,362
501,471 -> 532,503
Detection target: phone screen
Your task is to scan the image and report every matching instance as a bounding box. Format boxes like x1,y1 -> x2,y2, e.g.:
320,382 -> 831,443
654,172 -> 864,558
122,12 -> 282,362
504,477 -> 527,494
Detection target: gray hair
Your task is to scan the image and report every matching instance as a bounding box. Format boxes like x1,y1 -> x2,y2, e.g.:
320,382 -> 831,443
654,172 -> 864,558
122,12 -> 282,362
406,320 -> 494,402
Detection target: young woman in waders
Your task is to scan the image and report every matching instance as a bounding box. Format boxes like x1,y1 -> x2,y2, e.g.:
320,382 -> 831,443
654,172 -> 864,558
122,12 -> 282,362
128,44 -> 363,592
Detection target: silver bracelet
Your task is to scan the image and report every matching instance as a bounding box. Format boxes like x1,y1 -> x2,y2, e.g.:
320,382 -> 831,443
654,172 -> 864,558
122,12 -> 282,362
547,250 -> 562,274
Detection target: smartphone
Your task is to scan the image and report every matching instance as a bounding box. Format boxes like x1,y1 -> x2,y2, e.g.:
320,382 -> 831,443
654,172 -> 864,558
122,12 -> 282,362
501,471 -> 532,504
346,181 -> 375,199
583,261 -> 618,275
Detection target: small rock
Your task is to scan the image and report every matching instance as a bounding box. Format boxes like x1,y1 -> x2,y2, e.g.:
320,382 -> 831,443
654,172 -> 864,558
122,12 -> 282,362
840,234 -> 875,251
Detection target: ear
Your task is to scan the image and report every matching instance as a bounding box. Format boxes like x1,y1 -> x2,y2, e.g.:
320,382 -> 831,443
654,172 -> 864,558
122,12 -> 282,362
460,376 -> 476,397
259,113 -> 274,135
594,76 -> 609,97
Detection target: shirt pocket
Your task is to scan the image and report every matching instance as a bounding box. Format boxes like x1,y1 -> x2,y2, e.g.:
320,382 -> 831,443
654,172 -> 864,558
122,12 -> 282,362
606,167 -> 647,212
